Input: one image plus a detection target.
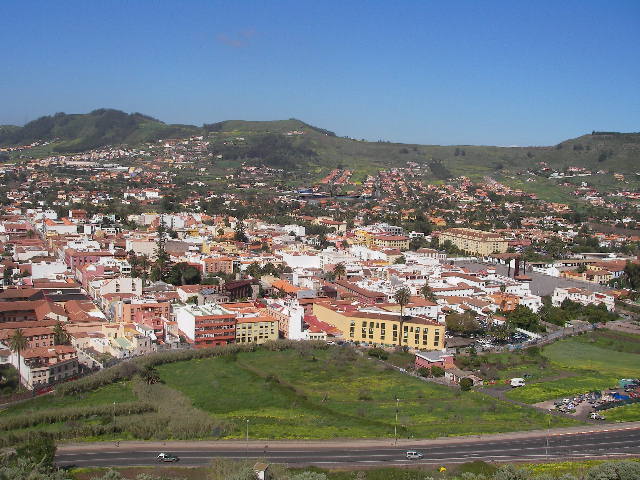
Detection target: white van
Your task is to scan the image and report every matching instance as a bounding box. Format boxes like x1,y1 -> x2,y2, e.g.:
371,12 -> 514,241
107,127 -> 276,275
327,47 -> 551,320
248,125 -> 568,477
510,378 -> 526,388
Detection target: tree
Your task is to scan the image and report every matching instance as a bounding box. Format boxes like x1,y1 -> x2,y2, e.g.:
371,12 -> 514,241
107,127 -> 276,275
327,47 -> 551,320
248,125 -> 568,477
446,312 -> 480,335
623,261 -> 640,289
394,287 -> 411,319
234,220 -> 248,243
460,377 -> 473,391
333,262 -> 346,280
505,305 -> 542,332
421,283 -> 436,302
3,267 -> 13,286
488,322 -> 513,343
53,322 -> 70,345
431,365 -> 445,377
140,366 -> 161,385
151,219 -> 171,282
165,262 -> 202,286
9,328 -> 27,388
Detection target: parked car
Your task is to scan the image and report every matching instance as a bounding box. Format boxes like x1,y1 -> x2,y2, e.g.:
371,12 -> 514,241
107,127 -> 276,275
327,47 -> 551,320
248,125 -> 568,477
157,453 -> 179,462
590,412 -> 605,420
406,451 -> 423,460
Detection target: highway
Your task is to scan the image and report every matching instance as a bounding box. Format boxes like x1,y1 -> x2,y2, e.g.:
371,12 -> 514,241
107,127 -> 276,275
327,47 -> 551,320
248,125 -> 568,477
56,425 -> 640,468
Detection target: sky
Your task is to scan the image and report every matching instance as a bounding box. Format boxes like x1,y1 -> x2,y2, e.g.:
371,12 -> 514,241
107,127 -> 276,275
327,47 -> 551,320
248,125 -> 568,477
1,0 -> 639,146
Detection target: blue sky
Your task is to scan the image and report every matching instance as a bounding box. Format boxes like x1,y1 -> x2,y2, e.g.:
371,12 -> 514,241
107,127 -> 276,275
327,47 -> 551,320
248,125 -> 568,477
1,0 -> 638,145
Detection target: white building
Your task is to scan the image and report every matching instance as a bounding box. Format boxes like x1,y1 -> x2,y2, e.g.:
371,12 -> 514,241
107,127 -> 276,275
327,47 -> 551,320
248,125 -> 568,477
552,287 -> 615,312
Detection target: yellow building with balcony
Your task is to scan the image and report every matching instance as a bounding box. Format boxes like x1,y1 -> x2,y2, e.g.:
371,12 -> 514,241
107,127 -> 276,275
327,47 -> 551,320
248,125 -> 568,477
312,301 -> 444,350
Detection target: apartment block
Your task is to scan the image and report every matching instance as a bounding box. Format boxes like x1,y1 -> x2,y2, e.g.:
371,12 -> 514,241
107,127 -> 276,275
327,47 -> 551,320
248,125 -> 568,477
438,228 -> 508,255
312,300 -> 444,350
176,304 -> 236,348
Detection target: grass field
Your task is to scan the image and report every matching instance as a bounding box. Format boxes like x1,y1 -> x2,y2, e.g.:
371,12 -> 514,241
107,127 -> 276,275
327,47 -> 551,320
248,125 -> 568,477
158,348 -> 576,440
570,329 -> 640,355
503,330 -> 640,404
0,345 -> 582,443
543,340 -> 640,377
602,403 -> 640,422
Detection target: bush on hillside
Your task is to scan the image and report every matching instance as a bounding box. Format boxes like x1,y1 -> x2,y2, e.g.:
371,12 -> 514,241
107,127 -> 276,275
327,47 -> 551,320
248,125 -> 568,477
367,347 -> 389,360
460,377 -> 474,391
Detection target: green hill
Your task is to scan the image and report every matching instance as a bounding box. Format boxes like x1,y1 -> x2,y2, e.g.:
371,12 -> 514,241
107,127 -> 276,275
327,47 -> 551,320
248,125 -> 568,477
2,109 -> 639,177
206,121 -> 640,180
0,109 -> 200,153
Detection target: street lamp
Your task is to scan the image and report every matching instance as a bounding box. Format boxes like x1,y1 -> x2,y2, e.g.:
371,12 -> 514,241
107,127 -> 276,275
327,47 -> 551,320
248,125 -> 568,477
246,419 -> 250,456
394,397 -> 399,446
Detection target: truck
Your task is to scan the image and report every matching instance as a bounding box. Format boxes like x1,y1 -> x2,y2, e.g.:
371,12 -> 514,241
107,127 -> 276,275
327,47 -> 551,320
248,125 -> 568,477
510,378 -> 526,388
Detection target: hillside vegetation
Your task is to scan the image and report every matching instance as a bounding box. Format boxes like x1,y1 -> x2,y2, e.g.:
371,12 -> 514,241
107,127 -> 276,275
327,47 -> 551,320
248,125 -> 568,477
0,109 -> 199,153
2,109 -> 639,175
0,343 -> 575,445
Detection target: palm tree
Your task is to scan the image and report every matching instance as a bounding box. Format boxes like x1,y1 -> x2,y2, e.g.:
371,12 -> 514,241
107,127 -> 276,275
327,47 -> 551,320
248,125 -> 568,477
394,287 -> 411,318
9,329 -> 28,389
333,262 -> 346,281
394,287 -> 411,346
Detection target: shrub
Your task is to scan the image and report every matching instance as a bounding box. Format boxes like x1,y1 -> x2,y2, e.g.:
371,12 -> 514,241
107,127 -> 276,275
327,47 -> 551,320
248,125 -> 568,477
417,367 -> 430,377
0,402 -> 155,430
431,365 -> 445,377
367,347 -> 389,360
15,433 -> 56,467
585,460 -> 640,480
358,389 -> 373,401
460,377 -> 474,391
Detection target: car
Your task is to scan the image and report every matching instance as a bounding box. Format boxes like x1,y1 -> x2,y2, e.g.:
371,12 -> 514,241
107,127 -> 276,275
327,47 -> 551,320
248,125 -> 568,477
406,451 -> 423,460
157,453 -> 179,462
590,412 -> 605,420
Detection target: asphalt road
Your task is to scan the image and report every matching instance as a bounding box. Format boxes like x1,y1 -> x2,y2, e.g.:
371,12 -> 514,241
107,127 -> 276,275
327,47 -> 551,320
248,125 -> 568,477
56,426 -> 640,468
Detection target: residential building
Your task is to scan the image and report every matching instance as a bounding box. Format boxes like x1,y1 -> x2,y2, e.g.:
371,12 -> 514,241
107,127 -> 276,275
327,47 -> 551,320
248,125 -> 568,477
235,315 -> 278,344
438,228 -> 508,255
312,300 -> 445,350
551,287 -> 615,311
175,304 -> 236,348
11,345 -> 78,389
120,299 -> 171,323
202,256 -> 234,275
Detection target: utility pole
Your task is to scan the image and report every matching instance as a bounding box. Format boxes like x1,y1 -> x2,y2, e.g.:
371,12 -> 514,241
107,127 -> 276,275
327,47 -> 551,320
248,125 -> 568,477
394,397 -> 399,446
